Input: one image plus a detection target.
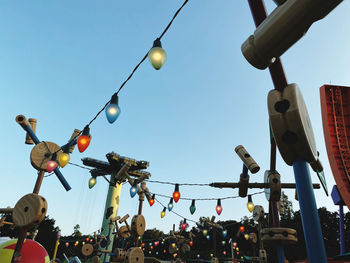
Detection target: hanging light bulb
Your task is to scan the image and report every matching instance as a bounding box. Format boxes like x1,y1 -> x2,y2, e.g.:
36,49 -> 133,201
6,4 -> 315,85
247,195 -> 254,213
77,126 -> 91,153
202,229 -> 208,236
189,200 -> 196,215
164,250 -> 167,254
65,242 -> 69,247
206,235 -> 210,240
130,183 -> 138,198
222,229 -> 227,238
168,198 -> 174,211
173,184 -> 181,203
244,234 -> 249,240
154,241 -> 159,247
216,199 -> 222,215
222,240 -> 226,245
160,207 -> 166,218
149,194 -> 155,206
189,241 -> 193,247
58,151 -> 70,168
46,153 -> 58,173
181,219 -> 187,231
240,226 -> 245,233
233,242 -> 237,247
88,176 -> 97,189
148,38 -> 167,70
171,243 -> 176,249
105,93 -> 121,124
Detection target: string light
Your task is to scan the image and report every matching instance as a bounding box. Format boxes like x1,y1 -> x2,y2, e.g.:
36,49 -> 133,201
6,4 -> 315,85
88,176 -> 97,189
202,229 -> 208,236
168,198 -> 174,211
149,194 -> 155,206
148,38 -> 167,70
181,219 -> 187,231
216,199 -> 222,215
58,152 -> 70,168
189,241 -> 193,246
105,94 -> 121,124
222,229 -> 227,237
189,200 -> 196,214
247,195 -> 254,213
173,184 -> 180,203
161,207 -> 166,218
240,226 -> 245,233
206,235 -> 210,240
77,126 -> 91,153
244,234 -> 249,240
47,160 -> 58,173
130,183 -> 138,198
222,240 -> 226,245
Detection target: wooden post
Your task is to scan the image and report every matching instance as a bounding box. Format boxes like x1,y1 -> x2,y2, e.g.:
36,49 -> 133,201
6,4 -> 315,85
33,171 -> 45,194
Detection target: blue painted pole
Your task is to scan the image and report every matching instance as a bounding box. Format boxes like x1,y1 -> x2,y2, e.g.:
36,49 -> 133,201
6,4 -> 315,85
339,205 -> 345,255
53,168 -> 72,191
292,160 -> 327,263
276,244 -> 285,263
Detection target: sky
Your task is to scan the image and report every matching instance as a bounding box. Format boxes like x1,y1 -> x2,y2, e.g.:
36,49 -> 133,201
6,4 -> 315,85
0,0 -> 349,236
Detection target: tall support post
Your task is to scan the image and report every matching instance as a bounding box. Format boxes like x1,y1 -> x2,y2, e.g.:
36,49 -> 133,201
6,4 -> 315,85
293,160 -> 327,263
339,205 -> 345,255
99,173 -> 122,263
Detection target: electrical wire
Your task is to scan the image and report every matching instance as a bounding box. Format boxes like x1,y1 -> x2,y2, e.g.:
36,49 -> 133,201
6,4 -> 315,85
145,180 -> 209,186
149,191 -> 265,201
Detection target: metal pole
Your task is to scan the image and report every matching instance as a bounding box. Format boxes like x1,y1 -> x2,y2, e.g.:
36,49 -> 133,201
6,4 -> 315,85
293,160 -> 327,263
99,173 -> 122,263
339,205 -> 345,255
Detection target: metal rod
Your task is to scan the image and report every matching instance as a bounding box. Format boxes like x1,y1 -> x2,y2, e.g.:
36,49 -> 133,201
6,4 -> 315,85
293,160 -> 327,263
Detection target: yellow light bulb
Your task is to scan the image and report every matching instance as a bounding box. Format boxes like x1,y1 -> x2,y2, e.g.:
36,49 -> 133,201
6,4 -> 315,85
58,153 -> 70,168
247,202 -> 255,213
244,234 -> 249,240
171,243 -> 176,248
161,209 -> 166,218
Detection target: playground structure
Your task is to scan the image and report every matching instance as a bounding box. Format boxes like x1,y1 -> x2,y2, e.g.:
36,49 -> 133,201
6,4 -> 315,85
0,0 -> 348,262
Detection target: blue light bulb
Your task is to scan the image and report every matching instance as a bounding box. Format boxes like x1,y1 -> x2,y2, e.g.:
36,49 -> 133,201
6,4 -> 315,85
105,94 -> 121,124
206,235 -> 210,240
168,203 -> 173,211
222,229 -> 227,237
168,198 -> 174,211
130,185 -> 138,198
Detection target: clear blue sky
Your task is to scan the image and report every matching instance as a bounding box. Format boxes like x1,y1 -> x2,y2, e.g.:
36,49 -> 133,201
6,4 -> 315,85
0,1 -> 349,236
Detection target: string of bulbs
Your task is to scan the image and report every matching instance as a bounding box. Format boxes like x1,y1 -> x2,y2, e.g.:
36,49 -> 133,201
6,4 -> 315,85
43,0 -> 190,172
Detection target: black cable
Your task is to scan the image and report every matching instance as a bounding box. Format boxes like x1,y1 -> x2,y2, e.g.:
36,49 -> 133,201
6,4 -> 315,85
145,180 -> 209,186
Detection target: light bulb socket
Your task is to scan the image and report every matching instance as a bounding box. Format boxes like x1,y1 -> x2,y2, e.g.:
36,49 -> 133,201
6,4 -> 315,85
174,184 -> 179,192
183,219 -> 187,224
153,38 -> 162,48
152,194 -> 155,200
191,200 -> 195,206
82,125 -> 90,136
162,207 -> 166,213
110,93 -> 119,105
248,195 -> 252,203
217,199 -> 221,206
169,197 -> 174,204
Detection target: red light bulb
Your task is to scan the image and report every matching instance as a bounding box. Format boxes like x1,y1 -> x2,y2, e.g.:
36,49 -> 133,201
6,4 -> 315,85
46,160 -> 58,173
216,199 -> 222,215
149,194 -> 155,206
181,219 -> 187,231
240,226 -> 245,233
189,241 -> 193,247
77,126 -> 91,153
173,184 -> 181,203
